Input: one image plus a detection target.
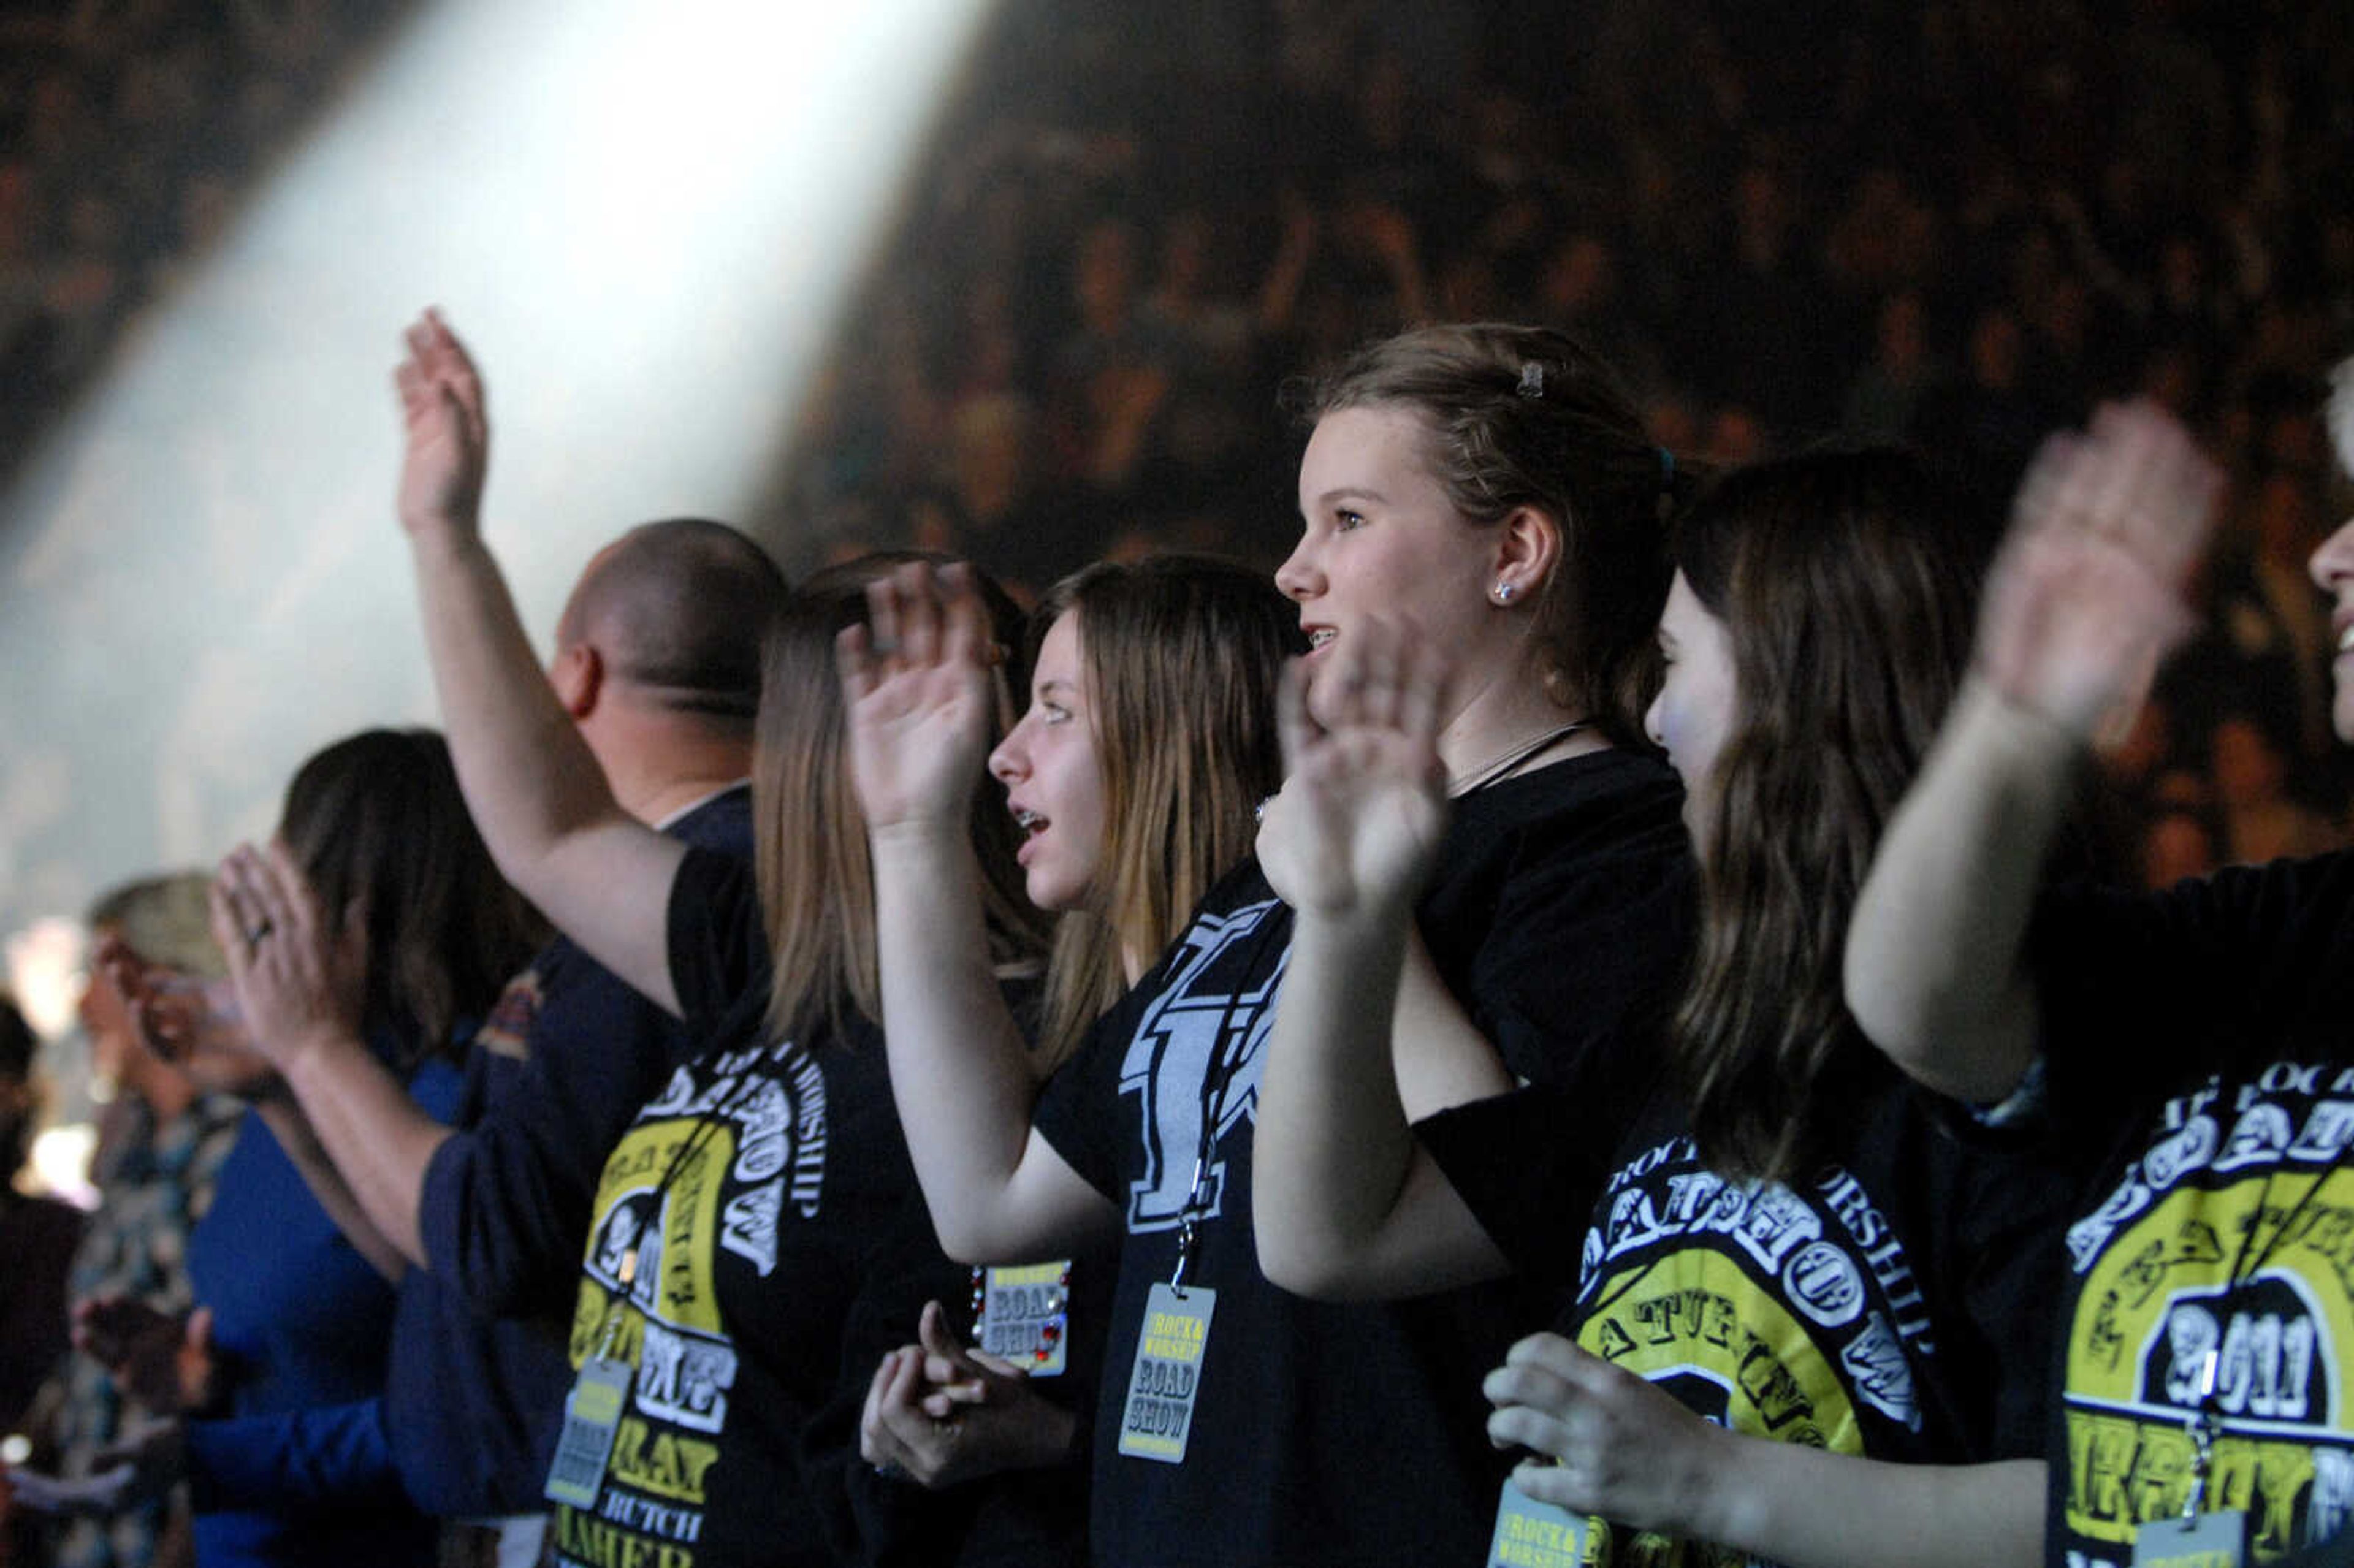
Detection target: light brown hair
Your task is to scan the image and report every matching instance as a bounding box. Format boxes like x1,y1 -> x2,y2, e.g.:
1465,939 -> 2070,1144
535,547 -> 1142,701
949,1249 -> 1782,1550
755,555 -> 1048,1045
1030,556 -> 1300,1066
1293,322 -> 1684,745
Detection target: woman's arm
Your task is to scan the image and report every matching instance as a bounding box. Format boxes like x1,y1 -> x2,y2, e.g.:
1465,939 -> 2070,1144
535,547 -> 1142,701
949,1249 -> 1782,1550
1252,627 -> 1513,1299
1485,1333 -> 2045,1568
1845,403 -> 2222,1102
393,311 -> 684,1012
842,565 -> 1116,1263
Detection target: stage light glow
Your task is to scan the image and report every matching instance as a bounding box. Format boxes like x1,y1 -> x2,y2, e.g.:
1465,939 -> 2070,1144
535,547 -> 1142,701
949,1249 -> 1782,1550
0,0 -> 995,942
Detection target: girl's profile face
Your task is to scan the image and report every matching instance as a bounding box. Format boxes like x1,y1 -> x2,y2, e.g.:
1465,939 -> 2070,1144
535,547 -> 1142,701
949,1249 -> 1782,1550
1278,405 -> 1498,730
988,612 -> 1110,914
1645,569 -> 1739,845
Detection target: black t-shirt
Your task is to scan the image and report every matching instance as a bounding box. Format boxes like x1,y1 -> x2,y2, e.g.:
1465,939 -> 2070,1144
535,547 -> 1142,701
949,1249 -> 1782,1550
1422,1061 -> 2070,1568
550,848 -> 1086,1568
2025,851 -> 2354,1567
1031,748 -> 1695,1567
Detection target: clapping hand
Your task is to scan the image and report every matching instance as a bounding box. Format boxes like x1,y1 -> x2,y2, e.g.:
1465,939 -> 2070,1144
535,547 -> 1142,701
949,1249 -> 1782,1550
837,562 -> 1002,839
1978,401 -> 2223,740
1256,617 -> 1450,920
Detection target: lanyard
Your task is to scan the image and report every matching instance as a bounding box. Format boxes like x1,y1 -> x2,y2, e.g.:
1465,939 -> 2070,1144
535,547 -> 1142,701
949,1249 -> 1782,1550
592,1060 -> 768,1361
1168,913 -> 1289,1292
2179,1128 -> 2346,1521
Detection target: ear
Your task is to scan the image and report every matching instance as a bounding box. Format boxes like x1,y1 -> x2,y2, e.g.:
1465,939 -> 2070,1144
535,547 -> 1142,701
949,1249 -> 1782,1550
550,642 -> 604,720
1491,505 -> 1563,604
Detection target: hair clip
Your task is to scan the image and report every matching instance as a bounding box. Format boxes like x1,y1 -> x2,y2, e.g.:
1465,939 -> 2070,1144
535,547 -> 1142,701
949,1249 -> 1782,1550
1517,363 -> 1545,399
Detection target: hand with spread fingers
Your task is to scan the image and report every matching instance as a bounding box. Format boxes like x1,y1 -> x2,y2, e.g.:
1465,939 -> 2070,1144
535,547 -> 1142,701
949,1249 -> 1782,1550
1482,1331 -> 1724,1537
838,561 -> 1000,839
206,840 -> 367,1078
859,1300 -> 1073,1489
1255,617 -> 1451,920
94,934 -> 275,1098
1976,400 -> 2223,740
72,1298 -> 218,1415
7,1415 -> 185,1517
394,308 -> 490,540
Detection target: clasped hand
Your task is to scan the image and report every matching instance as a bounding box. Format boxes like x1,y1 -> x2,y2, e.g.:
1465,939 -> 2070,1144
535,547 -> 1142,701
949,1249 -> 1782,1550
859,1301 -> 1073,1489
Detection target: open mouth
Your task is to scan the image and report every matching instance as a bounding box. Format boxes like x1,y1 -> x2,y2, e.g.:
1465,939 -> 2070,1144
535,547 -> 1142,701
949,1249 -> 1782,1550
1306,628 -> 1335,650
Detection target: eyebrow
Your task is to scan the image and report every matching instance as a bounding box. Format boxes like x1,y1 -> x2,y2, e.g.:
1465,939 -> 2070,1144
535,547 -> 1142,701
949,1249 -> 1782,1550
1311,487 -> 1388,509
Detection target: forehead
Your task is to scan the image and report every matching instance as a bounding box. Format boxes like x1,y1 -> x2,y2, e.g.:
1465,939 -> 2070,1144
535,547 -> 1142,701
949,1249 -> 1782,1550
1297,405 -> 1442,503
1034,611 -> 1085,685
1658,569 -> 1713,630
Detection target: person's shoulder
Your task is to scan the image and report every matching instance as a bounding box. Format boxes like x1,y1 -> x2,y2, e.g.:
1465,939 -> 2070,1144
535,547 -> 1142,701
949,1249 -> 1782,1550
667,783 -> 756,857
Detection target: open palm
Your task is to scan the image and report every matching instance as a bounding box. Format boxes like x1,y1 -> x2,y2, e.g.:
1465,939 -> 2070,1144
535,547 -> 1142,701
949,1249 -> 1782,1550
840,561 -> 997,833
1257,623 -> 1449,918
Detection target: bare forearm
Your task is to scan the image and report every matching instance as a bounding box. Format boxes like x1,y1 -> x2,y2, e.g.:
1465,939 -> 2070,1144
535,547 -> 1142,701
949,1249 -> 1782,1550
1256,907 -> 1507,1298
253,1093 -> 413,1282
405,525 -> 680,1008
1697,1447 -> 2044,1568
406,527 -> 619,883
1254,905 -> 1416,1293
278,1033 -> 450,1271
870,825 -> 1067,1262
1843,679 -> 2071,1101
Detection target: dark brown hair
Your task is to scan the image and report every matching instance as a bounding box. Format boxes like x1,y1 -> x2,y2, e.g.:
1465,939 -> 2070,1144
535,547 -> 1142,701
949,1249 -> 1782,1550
278,729 -> 540,1069
1030,555 -> 1300,1066
1669,448 -> 1991,1180
1293,323 -> 1685,745
756,554 -> 1049,1045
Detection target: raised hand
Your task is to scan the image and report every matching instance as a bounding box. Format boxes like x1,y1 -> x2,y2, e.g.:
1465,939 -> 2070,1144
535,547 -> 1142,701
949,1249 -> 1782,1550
73,1299 -> 217,1415
837,561 -> 1000,837
859,1301 -> 1073,1488
1257,618 -> 1450,919
207,840 -> 367,1075
1978,400 -> 2223,740
1482,1332 -> 1722,1537
394,308 -> 490,538
94,935 -> 275,1099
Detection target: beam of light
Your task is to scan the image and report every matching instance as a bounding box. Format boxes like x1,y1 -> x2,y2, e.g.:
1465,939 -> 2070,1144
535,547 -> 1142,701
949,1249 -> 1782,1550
0,0 -> 994,948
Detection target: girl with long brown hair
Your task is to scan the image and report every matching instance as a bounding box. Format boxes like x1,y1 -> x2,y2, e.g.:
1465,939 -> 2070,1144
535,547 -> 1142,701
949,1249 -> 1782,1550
1251,447 -> 2071,1567
841,322 -> 1697,1567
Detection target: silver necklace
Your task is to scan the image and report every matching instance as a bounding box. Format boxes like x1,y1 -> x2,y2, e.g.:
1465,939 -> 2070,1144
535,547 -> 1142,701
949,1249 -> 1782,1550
1447,720 -> 1591,797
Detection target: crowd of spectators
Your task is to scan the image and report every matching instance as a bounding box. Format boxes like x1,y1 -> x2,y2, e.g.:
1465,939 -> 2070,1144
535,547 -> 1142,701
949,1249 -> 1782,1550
0,0 -> 406,477
771,0 -> 2354,886
2,0 -> 2350,893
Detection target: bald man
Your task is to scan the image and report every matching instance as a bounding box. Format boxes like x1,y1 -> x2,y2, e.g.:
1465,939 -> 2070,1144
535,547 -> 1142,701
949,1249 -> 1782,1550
256,517 -> 785,1561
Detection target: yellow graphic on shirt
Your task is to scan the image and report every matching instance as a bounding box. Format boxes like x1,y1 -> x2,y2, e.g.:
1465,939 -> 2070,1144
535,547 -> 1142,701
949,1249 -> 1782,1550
2063,1170 -> 2354,1562
554,1114 -> 742,1567
1568,1250 -> 1868,1567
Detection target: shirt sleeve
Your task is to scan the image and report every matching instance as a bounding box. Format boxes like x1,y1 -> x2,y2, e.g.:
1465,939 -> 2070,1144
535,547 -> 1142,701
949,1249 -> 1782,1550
417,951 -> 678,1319
1413,1078 -> 1644,1292
1463,810 -> 1697,1089
1030,991 -> 1146,1205
181,1398 -> 410,1513
2030,854 -> 2354,1127
665,847 -> 770,1038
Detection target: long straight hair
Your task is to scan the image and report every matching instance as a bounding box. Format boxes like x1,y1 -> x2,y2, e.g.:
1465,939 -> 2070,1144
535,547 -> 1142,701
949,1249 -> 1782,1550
1669,449 -> 1990,1180
756,554 -> 1049,1045
1030,556 -> 1298,1067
